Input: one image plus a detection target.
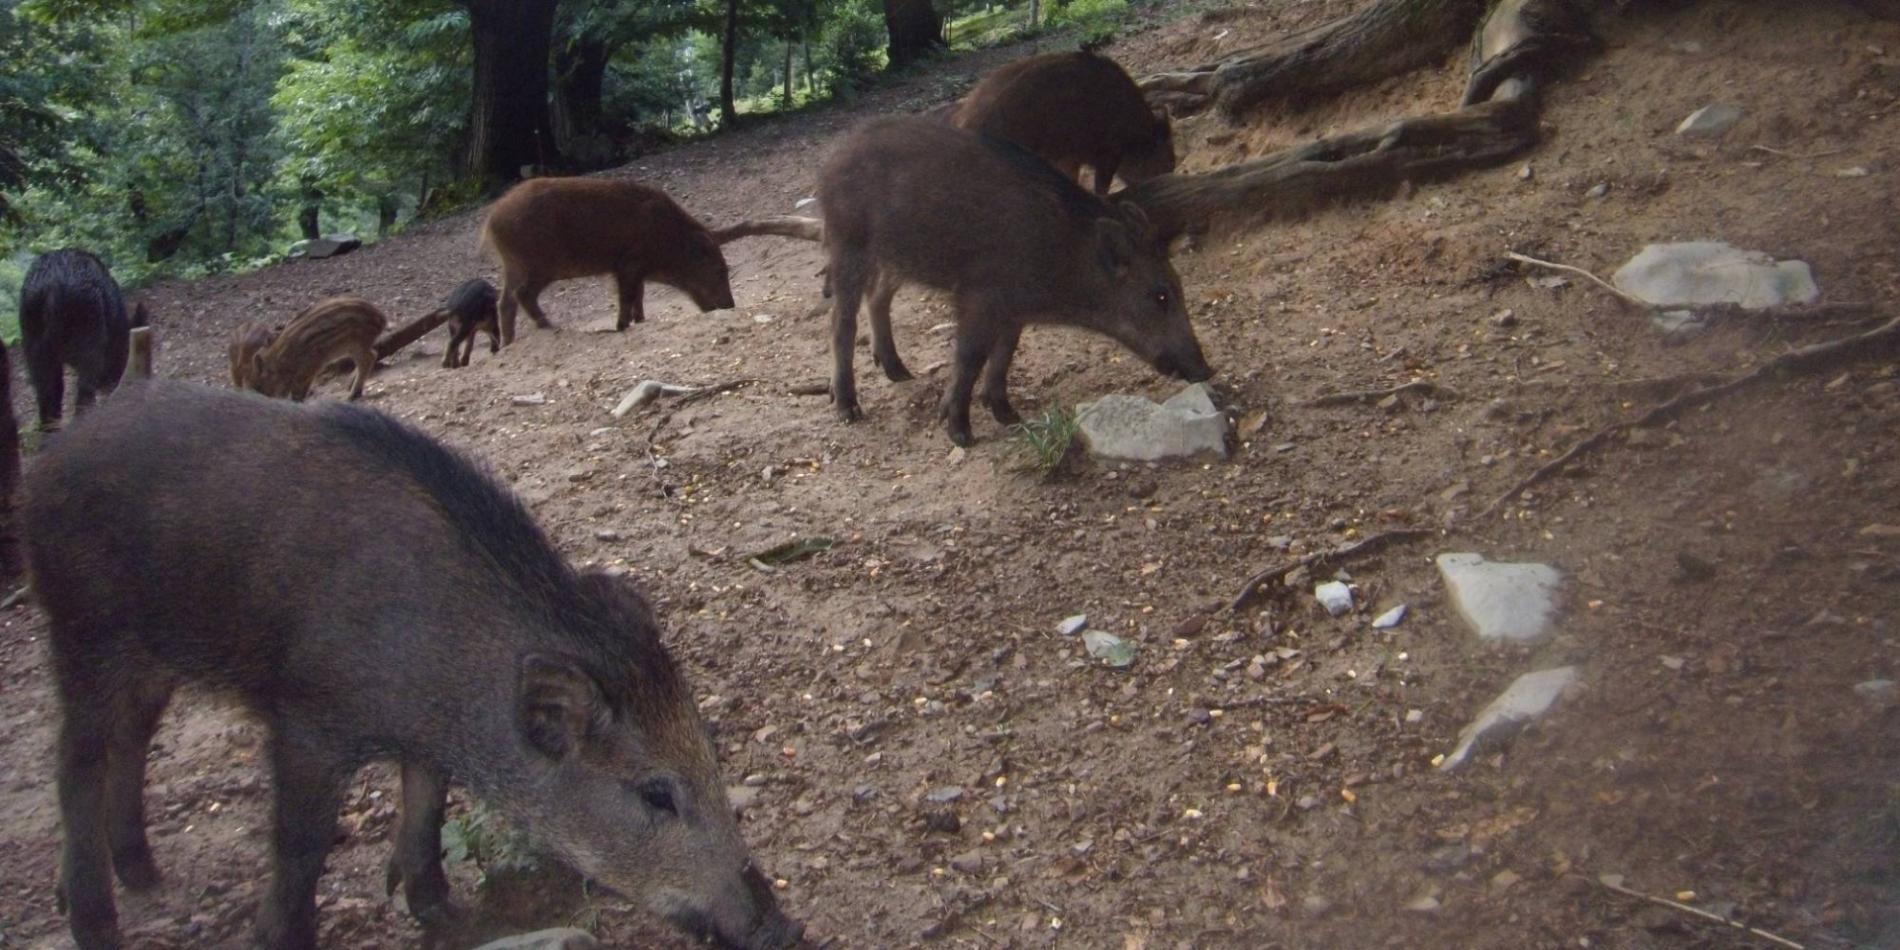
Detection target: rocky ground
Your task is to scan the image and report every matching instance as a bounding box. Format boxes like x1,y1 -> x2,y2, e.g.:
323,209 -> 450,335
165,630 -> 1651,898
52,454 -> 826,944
3,1 -> 1900,948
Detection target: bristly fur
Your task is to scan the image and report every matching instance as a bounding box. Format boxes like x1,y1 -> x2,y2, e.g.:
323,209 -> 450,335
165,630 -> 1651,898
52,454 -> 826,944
313,401 -> 688,715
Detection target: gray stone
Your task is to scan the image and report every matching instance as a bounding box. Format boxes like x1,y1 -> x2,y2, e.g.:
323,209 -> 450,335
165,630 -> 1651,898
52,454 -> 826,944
1057,614 -> 1088,636
1314,581 -> 1353,617
1854,679 -> 1897,709
924,786 -> 965,804
1613,241 -> 1819,311
300,233 -> 362,259
1082,630 -> 1137,668
1371,604 -> 1408,629
727,784 -> 762,814
1439,666 -> 1580,771
1076,383 -> 1230,462
1675,104 -> 1743,138
1436,553 -> 1561,644
471,929 -> 599,950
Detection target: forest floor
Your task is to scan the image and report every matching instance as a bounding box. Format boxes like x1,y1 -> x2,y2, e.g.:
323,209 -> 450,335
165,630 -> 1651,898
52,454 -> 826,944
4,1 -> 1900,948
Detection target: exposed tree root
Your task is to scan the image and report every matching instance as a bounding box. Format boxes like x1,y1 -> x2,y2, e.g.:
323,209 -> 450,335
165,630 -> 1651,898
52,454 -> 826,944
1308,379 -> 1460,407
713,215 -> 823,244
645,378 -> 759,500
1484,313 -> 1900,518
1122,99 -> 1537,242
1227,527 -> 1435,613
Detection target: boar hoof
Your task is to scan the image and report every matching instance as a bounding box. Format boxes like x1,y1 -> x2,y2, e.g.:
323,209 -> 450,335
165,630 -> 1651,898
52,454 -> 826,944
877,356 -> 913,383
114,850 -> 161,891
946,424 -> 975,448
835,402 -> 865,423
986,401 -> 1022,427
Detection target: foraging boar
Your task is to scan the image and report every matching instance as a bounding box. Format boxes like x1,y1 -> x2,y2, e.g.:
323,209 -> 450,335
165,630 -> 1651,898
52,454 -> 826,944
439,278 -> 502,368
817,116 -> 1212,445
26,381 -> 805,950
227,320 -> 280,390
951,50 -> 1176,195
248,297 -> 387,401
17,248 -> 140,429
480,177 -> 736,344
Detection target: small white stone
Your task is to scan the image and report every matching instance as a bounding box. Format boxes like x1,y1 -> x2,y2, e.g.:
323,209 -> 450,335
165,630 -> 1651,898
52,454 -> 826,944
1371,604 -> 1408,629
1314,581 -> 1353,617
1057,614 -> 1088,636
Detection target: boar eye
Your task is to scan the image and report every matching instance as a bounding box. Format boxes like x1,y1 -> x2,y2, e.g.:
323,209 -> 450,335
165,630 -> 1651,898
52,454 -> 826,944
1153,288 -> 1170,310
633,777 -> 679,816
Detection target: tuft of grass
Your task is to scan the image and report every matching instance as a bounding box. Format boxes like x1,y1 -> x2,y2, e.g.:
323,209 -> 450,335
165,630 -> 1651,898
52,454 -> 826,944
441,800 -> 540,883
1006,406 -> 1080,478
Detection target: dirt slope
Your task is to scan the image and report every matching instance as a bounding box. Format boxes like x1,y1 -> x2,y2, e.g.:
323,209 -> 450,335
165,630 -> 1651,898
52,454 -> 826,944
3,2 -> 1899,948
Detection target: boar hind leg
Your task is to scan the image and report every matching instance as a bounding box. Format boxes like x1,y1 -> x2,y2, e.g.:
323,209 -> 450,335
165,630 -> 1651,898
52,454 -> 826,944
828,257 -> 870,422
614,272 -> 645,331
498,277 -> 521,346
55,666 -> 122,949
105,676 -> 174,891
868,273 -> 912,383
346,347 -> 375,400
28,349 -> 63,430
515,280 -> 554,331
385,762 -> 455,928
442,325 -> 467,368
255,730 -> 346,950
940,317 -> 1001,447
978,324 -> 1024,427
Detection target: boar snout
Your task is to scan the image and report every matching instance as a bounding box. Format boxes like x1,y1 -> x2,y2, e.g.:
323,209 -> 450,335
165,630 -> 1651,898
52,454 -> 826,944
671,864 -> 804,949
1153,345 -> 1213,383
701,285 -> 737,312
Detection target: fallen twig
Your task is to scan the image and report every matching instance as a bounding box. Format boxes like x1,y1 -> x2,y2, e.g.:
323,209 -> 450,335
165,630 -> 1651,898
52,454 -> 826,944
788,380 -> 831,397
0,586 -> 29,610
1505,251 -> 1650,308
1227,528 -> 1434,613
1591,875 -> 1804,950
1749,144 -> 1848,161
1485,313 -> 1900,517
1308,380 -> 1461,407
644,379 -> 759,500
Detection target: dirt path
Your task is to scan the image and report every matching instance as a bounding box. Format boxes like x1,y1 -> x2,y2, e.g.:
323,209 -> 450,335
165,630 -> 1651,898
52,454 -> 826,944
4,2 -> 1900,948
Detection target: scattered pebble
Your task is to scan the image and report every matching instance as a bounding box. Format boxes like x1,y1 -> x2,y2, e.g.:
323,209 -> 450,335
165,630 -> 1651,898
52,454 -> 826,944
1371,604 -> 1408,629
1314,581 -> 1353,617
1057,614 -> 1088,636
511,393 -> 548,407
924,786 -> 965,805
1675,103 -> 1743,138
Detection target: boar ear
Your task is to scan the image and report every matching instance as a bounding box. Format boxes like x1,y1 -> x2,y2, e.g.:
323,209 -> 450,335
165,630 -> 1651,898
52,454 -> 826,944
517,653 -> 611,760
1095,217 -> 1139,276
1152,107 -> 1171,136
1114,200 -> 1154,244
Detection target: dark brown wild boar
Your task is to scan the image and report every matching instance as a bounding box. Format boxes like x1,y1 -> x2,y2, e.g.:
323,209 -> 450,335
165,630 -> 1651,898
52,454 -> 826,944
951,49 -> 1175,195
26,381 -> 804,950
438,278 -> 501,368
817,116 -> 1212,446
480,177 -> 736,344
249,297 -> 387,401
17,248 -> 140,430
227,320 -> 279,389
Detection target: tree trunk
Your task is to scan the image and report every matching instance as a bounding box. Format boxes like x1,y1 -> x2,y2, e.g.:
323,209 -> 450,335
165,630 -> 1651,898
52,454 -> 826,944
377,194 -> 399,238
720,0 -> 740,125
1141,0 -> 1491,119
553,36 -> 612,153
1029,0 -> 1039,29
883,0 -> 943,68
783,35 -> 794,107
464,0 -> 560,185
298,177 -> 320,240
803,38 -> 813,92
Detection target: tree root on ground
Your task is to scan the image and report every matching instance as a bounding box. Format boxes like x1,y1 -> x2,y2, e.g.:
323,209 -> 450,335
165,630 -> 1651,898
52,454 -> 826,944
1308,380 -> 1460,407
1227,527 -> 1435,613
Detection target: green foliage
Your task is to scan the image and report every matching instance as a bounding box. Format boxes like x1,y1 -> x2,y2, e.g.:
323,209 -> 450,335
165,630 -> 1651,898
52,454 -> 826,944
1006,406 -> 1081,478
1046,0 -> 1129,44
441,800 -> 540,882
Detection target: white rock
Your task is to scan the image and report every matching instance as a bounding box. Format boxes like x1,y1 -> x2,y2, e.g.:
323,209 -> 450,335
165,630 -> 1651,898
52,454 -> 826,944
1675,103 -> 1743,137
511,393 -> 548,406
471,929 -> 599,950
1439,666 -> 1580,770
1612,241 -> 1819,311
1855,679 -> 1897,710
1436,553 -> 1562,644
794,196 -> 818,210
1314,581 -> 1353,616
1057,614 -> 1088,636
1371,604 -> 1408,629
611,380 -> 695,417
1076,383 -> 1230,462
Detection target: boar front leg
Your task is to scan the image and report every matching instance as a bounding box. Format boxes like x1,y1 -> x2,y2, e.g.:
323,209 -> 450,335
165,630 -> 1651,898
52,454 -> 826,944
978,323 -> 1023,427
255,729 -> 346,950
346,345 -> 375,400
614,271 -> 645,331
867,272 -> 912,383
384,761 -> 455,929
940,311 -> 1002,447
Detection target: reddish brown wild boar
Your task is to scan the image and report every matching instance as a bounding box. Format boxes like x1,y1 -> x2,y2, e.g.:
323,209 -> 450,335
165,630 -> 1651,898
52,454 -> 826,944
25,381 -> 804,950
951,50 -> 1175,195
248,297 -> 387,402
480,177 -> 736,344
227,320 -> 279,389
817,116 -> 1212,446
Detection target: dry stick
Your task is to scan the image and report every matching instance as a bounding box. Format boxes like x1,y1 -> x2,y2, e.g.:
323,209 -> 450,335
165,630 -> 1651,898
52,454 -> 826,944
1226,528 -> 1434,613
1504,251 -> 1649,308
1484,313 -> 1900,518
1749,144 -> 1848,160
1591,876 -> 1805,950
1308,379 -> 1460,407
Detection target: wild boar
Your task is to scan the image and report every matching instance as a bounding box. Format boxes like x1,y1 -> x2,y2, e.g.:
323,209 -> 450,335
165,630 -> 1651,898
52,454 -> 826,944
817,116 -> 1212,445
951,50 -> 1176,195
438,278 -> 502,368
480,177 -> 736,344
248,297 -> 387,401
227,320 -> 280,390
25,381 -> 804,950
17,248 -> 140,429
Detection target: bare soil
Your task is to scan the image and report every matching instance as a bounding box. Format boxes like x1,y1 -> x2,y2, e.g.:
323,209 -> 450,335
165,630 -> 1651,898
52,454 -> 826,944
4,2 -> 1900,948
